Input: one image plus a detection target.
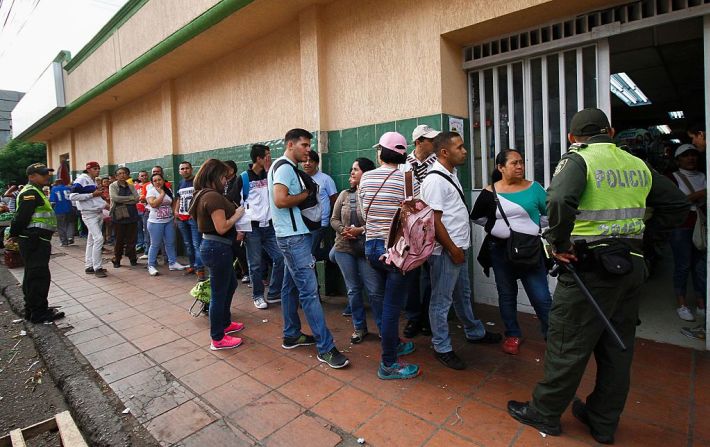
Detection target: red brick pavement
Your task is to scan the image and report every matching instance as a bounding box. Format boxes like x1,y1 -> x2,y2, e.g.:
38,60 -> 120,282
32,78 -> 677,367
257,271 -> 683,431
12,242 -> 709,446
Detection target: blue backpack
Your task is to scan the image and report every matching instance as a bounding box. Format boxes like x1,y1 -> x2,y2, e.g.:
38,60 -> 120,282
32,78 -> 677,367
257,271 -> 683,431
240,171 -> 250,204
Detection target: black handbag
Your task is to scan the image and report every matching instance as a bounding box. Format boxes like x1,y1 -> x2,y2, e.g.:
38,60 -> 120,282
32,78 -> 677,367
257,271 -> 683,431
491,184 -> 542,268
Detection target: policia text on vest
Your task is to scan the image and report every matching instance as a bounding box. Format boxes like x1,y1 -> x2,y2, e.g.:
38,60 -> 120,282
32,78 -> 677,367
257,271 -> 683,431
507,108 -> 689,444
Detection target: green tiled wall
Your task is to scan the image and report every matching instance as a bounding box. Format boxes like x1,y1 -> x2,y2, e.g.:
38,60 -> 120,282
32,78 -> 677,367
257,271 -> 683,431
323,113 -> 470,197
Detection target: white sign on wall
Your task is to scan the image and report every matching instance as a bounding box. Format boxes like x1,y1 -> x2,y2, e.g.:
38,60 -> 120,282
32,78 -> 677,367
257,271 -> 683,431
11,61 -> 66,138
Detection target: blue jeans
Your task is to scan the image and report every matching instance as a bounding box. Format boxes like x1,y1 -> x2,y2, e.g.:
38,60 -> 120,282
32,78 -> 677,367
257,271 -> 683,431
670,227 -> 707,298
405,262 -> 431,324
245,225 -> 284,301
334,250 -> 383,332
428,252 -> 485,353
489,239 -> 551,338
176,218 -> 203,269
200,239 -> 237,341
136,212 -> 145,248
147,221 -> 178,267
277,233 -> 335,354
365,239 -> 411,366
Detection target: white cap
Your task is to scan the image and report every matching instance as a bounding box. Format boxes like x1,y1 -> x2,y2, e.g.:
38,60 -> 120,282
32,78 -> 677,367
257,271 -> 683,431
412,124 -> 441,141
675,143 -> 698,158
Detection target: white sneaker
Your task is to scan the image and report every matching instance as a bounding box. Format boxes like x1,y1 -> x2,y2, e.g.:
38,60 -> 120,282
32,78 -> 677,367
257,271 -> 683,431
696,308 -> 706,319
139,254 -> 148,260
148,266 -> 159,276
168,262 -> 186,271
254,297 -> 268,309
677,305 -> 695,322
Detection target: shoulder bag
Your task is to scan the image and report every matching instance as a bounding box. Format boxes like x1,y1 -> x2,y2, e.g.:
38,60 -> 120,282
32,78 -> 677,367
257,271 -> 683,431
491,183 -> 542,268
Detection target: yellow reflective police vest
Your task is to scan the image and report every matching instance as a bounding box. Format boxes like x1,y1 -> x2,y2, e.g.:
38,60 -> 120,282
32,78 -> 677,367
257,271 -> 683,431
21,184 -> 57,232
570,143 -> 651,241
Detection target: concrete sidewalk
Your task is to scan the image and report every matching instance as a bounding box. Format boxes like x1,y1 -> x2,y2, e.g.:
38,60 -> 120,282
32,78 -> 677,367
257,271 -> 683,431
7,240 -> 709,447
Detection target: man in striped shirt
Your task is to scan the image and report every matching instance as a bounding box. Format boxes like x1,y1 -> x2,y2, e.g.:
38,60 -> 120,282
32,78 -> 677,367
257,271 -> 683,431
400,124 -> 440,339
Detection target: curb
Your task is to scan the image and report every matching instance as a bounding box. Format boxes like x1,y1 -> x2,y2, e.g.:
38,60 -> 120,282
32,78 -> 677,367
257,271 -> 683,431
0,265 -> 159,447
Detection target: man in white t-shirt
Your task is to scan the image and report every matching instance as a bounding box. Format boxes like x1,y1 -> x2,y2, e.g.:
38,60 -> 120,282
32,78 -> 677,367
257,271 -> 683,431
421,131 -> 500,370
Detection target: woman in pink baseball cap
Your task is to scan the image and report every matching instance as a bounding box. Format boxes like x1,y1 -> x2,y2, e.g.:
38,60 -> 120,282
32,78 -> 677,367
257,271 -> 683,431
358,132 -> 421,380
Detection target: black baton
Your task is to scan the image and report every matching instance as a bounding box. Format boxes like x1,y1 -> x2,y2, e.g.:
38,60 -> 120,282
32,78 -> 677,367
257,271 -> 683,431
551,262 -> 627,351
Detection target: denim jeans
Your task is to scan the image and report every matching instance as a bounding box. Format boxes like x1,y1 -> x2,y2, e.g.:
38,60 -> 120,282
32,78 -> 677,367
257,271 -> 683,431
147,221 -> 178,267
489,239 -> 552,338
365,238 -> 412,366
670,227 -> 707,298
277,233 -> 335,354
176,218 -> 203,269
428,252 -> 486,353
200,239 -> 237,341
404,262 -> 431,324
135,212 -> 145,248
334,250 -> 383,332
245,224 -> 284,300
311,226 -> 331,262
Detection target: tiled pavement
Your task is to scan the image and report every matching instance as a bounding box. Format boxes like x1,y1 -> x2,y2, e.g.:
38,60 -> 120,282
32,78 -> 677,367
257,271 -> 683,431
8,241 -> 710,447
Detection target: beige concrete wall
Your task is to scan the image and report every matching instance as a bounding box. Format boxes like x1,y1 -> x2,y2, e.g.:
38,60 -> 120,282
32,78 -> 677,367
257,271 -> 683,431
64,0 -> 218,103
320,0 -> 442,130
111,89 -> 165,163
49,131 -> 72,170
65,35 -> 120,103
117,0 -> 219,65
73,118 -> 106,166
173,28 -> 302,153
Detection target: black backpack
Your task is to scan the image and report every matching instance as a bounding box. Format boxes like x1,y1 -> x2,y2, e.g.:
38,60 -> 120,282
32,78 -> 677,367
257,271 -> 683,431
272,159 -> 322,231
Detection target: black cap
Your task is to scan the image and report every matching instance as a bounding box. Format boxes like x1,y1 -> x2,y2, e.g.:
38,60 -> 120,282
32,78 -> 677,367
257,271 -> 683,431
569,108 -> 611,136
26,163 -> 54,176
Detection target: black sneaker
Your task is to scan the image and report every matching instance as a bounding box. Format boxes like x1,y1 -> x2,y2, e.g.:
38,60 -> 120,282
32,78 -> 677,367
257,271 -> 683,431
403,320 -> 420,338
467,331 -> 502,344
282,333 -> 316,349
94,268 -> 108,278
420,324 -> 432,336
435,350 -> 466,370
129,259 -> 138,266
85,267 -> 95,274
30,308 -> 65,324
572,399 -> 615,444
317,347 -> 349,369
507,401 -> 561,436
112,260 -> 121,268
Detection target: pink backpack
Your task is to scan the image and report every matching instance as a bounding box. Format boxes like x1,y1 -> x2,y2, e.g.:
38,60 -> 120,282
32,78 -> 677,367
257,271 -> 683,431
384,171 -> 435,273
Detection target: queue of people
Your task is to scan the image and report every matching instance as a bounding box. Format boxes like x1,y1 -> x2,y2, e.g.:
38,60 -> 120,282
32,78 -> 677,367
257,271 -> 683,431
7,109 -> 702,446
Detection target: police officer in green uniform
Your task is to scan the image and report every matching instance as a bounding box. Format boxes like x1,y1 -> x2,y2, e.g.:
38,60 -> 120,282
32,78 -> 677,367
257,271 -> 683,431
8,163 -> 65,323
507,108 -> 689,444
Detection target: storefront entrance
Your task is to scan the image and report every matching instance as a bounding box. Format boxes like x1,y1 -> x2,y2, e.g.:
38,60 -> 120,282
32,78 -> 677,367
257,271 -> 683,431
464,1 -> 710,350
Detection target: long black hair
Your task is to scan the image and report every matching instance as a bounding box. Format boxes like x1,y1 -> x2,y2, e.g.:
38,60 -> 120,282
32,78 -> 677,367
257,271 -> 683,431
349,157 -> 376,192
151,173 -> 173,199
491,149 -> 522,183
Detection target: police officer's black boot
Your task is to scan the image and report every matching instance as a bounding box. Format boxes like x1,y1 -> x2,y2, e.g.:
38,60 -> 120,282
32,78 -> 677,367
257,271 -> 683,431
507,401 -> 562,436
572,398 -> 614,444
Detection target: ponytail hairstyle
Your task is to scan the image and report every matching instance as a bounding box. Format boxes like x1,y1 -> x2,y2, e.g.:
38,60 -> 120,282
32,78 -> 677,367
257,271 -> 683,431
491,149 -> 522,183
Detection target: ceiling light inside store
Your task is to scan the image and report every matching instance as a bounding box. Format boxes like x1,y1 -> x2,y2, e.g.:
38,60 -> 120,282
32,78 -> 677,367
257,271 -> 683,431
610,73 -> 651,107
668,111 -> 685,119
656,125 -> 672,134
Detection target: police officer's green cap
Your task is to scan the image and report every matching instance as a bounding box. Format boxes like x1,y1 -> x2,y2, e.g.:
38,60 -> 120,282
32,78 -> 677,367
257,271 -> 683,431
26,163 -> 54,176
569,108 -> 611,136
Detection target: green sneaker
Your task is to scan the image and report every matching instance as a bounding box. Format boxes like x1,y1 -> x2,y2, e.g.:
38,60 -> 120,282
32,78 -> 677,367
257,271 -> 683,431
317,347 -> 349,369
282,333 -> 316,349
378,362 -> 420,380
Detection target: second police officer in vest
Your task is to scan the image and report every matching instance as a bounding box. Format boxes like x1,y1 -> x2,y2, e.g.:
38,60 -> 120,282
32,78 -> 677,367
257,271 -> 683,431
507,108 -> 689,444
8,163 -> 66,323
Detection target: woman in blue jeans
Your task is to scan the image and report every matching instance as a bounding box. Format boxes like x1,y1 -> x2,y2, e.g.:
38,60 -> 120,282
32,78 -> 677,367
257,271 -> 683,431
145,174 -> 186,276
190,159 -> 246,351
471,149 -> 551,355
331,157 -> 382,344
359,132 -> 420,380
